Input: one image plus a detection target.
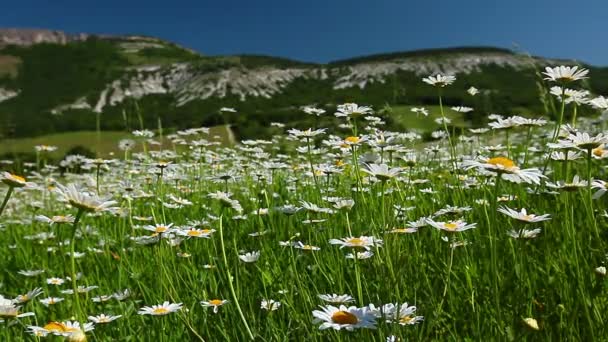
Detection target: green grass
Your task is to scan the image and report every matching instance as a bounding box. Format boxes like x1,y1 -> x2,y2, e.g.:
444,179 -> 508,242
389,105 -> 470,131
0,126 -> 234,157
0,55 -> 21,78
1,67 -> 608,341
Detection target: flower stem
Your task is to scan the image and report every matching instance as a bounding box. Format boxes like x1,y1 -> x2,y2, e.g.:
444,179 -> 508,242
218,214 -> 255,340
0,186 -> 14,218
70,209 -> 85,323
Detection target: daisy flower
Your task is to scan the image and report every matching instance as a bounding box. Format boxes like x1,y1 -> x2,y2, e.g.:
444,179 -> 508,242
345,251 -> 374,259
0,296 -> 34,319
592,180 -> 608,199
142,223 -> 174,234
381,302 -> 424,325
507,228 -> 542,239
426,219 -> 476,232
543,65 -> 588,83
497,206 -> 551,223
334,103 -> 373,118
422,74 -> 456,87
176,227 -> 215,238
13,287 -> 44,303
411,107 -> 429,116
568,132 -> 608,150
239,251 -> 260,263
312,305 -> 377,331
138,301 -> 183,316
35,214 -> 75,225
39,297 -> 64,306
329,236 -> 383,250
260,299 -> 281,311
451,106 -> 473,113
53,183 -> 117,213
293,242 -> 321,251
287,128 -> 327,139
546,175 -> 588,192
200,299 -> 228,313
1,172 -> 29,188
88,314 -> 122,324
43,321 -> 94,340
318,294 -> 355,304
361,163 -> 402,181
17,269 -> 45,277
46,277 -> 65,286
462,156 -> 546,185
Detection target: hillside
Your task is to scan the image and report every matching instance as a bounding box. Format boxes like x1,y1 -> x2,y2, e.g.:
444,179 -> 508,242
0,28 -> 607,140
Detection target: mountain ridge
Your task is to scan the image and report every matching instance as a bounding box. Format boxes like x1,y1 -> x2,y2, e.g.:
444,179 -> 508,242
0,28 -> 606,141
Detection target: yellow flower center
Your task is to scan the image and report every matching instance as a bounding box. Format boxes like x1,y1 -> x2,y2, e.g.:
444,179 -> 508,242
487,157 -> 516,168
399,315 -> 414,324
153,307 -> 169,314
11,174 -> 25,182
155,226 -> 168,233
444,222 -> 459,231
347,238 -> 364,246
44,322 -> 67,332
331,311 -> 359,325
302,245 -> 316,250
335,160 -> 345,167
209,299 -> 223,306
593,147 -> 604,157
344,136 -> 361,144
187,230 -> 202,237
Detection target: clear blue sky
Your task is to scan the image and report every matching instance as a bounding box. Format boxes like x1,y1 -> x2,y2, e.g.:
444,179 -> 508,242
3,0 -> 606,65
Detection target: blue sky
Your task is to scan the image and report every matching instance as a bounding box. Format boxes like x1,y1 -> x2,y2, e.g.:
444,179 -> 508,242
3,0 -> 606,65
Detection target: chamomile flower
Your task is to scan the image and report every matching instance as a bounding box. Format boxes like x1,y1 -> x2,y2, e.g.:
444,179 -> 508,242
35,214 -> 75,225
17,269 -> 45,277
142,223 -> 174,234
53,183 -> 117,213
40,297 -> 64,306
507,228 -> 542,239
200,299 -> 228,313
411,107 -> 429,116
312,305 -> 377,331
239,251 -> 261,263
426,219 -> 477,232
0,296 -> 34,319
345,251 -> 374,259
543,65 -> 588,83
422,74 -> 456,87
318,294 -> 355,304
138,301 -> 183,316
88,314 -> 122,324
46,277 -> 65,286
1,172 -> 29,188
260,299 -> 281,311
334,103 -> 373,118
329,236 -> 383,250
382,302 -> 424,325
361,163 -> 401,181
13,287 -> 43,303
462,156 -> 546,185
497,206 -> 551,223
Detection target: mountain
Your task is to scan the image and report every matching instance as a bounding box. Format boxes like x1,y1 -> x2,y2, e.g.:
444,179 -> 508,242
0,28 -> 607,140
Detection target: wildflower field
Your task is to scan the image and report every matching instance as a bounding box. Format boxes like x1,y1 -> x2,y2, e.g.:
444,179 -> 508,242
2,66 -> 608,341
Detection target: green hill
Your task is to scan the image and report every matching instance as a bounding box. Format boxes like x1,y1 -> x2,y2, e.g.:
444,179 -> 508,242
0,30 -> 606,142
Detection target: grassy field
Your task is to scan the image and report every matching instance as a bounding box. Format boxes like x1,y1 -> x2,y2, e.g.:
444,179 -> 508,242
0,68 -> 607,341
389,105 -> 470,131
0,126 -> 234,158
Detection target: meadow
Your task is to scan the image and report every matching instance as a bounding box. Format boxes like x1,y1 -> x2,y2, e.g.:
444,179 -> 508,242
1,66 -> 608,341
